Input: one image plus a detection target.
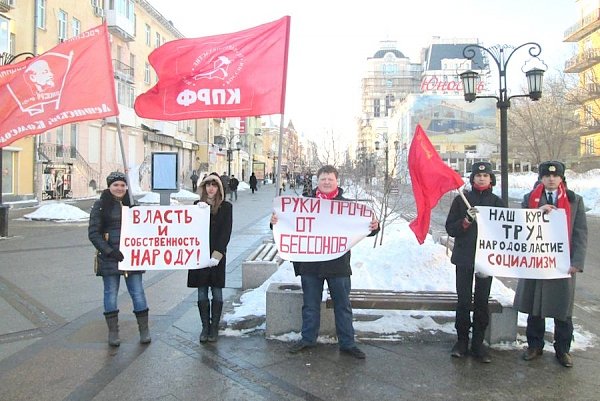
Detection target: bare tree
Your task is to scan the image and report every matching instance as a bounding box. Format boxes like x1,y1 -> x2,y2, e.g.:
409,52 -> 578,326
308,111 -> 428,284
507,73 -> 580,166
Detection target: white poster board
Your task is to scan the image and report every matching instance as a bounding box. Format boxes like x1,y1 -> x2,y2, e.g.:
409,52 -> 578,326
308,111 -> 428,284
474,206 -> 571,279
272,196 -> 373,262
119,204 -> 210,270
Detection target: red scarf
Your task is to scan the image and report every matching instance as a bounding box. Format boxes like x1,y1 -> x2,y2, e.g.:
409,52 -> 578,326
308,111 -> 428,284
473,183 -> 492,191
315,187 -> 339,200
528,182 -> 571,241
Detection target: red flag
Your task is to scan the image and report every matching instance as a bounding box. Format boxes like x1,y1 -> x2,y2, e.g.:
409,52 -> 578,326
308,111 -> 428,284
0,24 -> 118,148
408,124 -> 464,244
134,16 -> 291,120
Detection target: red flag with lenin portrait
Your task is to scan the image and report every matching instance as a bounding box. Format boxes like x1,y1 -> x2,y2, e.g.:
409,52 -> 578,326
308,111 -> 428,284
135,16 -> 291,120
0,24 -> 118,148
408,124 -> 464,244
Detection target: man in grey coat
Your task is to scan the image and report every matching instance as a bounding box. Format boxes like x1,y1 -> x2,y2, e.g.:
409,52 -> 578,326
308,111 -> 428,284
514,161 -> 588,368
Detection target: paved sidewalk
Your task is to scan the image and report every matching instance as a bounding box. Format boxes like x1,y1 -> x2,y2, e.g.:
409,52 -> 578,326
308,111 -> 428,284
0,184 -> 598,400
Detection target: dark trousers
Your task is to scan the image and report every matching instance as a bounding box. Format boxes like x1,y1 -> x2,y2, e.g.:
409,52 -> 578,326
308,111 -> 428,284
455,264 -> 492,338
526,315 -> 573,354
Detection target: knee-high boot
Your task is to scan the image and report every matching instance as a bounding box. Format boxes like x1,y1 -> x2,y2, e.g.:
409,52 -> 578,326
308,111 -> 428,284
134,308 -> 152,344
198,301 -> 211,343
208,300 -> 223,342
104,310 -> 120,347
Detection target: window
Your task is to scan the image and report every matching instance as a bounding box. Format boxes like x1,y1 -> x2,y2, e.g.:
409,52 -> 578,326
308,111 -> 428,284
57,10 -> 67,42
155,31 -> 160,48
145,24 -> 151,46
116,81 -> 135,107
36,0 -> 46,29
56,126 -> 64,158
72,18 -> 80,37
585,137 -> 595,155
373,98 -> 381,118
144,62 -> 151,84
70,124 -> 78,159
385,94 -> 394,117
0,16 -> 8,54
129,53 -> 135,79
464,145 -> 477,152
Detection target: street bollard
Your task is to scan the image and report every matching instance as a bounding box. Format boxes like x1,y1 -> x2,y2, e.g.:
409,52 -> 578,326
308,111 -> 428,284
0,204 -> 9,238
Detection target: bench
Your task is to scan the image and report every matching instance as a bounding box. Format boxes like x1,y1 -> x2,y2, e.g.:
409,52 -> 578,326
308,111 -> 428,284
326,289 -> 516,344
241,242 -> 284,290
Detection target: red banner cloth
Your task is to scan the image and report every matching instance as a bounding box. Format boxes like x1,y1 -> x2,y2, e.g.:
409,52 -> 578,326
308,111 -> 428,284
408,124 -> 464,244
0,24 -> 118,148
134,16 -> 290,120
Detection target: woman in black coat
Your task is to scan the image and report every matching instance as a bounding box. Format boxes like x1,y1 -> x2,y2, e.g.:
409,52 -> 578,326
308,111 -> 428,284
187,173 -> 233,343
88,172 -> 151,347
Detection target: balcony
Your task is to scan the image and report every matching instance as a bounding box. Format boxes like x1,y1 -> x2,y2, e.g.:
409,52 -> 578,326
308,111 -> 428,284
564,9 -> 600,42
105,9 -> 135,41
576,83 -> 600,102
564,48 -> 600,73
113,59 -> 134,83
0,0 -> 13,13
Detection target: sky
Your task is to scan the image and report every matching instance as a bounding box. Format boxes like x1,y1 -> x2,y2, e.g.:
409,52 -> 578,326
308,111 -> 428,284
148,0 -> 578,145
16,170 -> 600,350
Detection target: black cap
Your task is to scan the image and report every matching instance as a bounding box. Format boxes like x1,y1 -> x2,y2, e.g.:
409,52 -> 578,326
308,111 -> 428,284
469,162 -> 496,186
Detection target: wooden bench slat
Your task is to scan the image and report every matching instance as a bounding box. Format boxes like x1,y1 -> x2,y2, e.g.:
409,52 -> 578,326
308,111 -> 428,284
325,289 -> 502,313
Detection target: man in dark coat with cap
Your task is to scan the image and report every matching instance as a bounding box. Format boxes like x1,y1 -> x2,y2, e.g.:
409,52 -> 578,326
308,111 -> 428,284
515,161 -> 588,368
445,161 -> 505,363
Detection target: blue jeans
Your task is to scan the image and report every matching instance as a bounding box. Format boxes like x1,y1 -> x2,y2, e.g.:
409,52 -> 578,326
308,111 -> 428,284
300,274 -> 355,349
197,286 -> 223,302
103,274 -> 148,313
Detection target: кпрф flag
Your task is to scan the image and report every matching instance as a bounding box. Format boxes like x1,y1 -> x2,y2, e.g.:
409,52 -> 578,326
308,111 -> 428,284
0,24 -> 118,148
135,16 -> 291,120
408,124 -> 465,244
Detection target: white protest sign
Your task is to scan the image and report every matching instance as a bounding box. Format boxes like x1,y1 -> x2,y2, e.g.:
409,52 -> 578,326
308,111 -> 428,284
272,196 -> 373,262
119,204 -> 210,270
475,206 -> 570,279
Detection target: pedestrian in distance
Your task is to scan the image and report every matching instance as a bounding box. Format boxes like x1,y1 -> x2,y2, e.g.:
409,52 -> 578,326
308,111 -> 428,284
514,161 -> 588,368
270,165 -> 380,359
220,171 -> 230,197
188,173 -> 233,343
249,172 -> 258,194
229,174 -> 240,201
445,162 -> 504,363
190,170 -> 199,193
88,171 -> 151,347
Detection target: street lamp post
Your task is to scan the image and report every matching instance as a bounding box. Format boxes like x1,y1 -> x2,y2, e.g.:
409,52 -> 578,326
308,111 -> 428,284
460,43 -> 545,205
375,139 -> 399,193
0,51 -> 35,238
226,141 -> 241,177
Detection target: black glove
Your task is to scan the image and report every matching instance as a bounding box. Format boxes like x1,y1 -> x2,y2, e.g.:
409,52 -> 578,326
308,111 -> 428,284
110,249 -> 125,262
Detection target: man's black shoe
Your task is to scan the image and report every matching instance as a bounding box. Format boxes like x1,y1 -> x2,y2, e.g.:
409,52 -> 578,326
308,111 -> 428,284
288,340 -> 314,354
556,352 -> 573,367
340,346 -> 366,359
471,346 -> 492,363
450,341 -> 468,358
522,347 -> 543,361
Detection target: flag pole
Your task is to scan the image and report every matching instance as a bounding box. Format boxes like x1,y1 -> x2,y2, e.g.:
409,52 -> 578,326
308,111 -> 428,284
274,114 -> 285,197
457,186 -> 472,209
116,117 -> 135,205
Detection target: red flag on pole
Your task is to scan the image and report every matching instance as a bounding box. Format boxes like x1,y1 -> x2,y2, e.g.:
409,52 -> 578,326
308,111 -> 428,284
408,124 -> 464,244
134,16 -> 291,120
0,24 -> 118,148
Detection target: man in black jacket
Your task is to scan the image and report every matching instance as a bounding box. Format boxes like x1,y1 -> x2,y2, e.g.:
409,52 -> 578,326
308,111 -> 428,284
445,162 -> 504,363
271,165 -> 379,359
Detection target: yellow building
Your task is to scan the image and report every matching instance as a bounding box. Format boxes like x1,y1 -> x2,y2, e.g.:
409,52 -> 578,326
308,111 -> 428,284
564,0 -> 600,169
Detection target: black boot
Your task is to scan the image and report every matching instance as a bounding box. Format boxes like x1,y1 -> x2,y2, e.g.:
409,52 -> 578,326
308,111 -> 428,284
208,300 -> 223,342
471,329 -> 491,363
134,308 -> 152,344
451,335 -> 469,358
104,310 -> 120,347
198,301 -> 210,343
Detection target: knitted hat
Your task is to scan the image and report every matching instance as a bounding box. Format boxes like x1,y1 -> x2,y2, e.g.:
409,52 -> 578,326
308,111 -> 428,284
106,171 -> 127,187
538,161 -> 565,180
469,162 -> 496,186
